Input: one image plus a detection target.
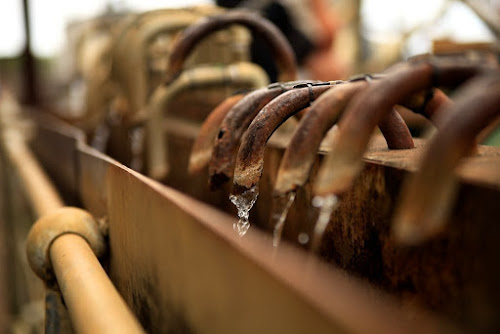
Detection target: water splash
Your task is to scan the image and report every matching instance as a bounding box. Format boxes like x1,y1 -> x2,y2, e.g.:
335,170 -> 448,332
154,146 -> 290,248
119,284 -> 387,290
310,194 -> 338,254
229,185 -> 259,236
270,192 -> 296,248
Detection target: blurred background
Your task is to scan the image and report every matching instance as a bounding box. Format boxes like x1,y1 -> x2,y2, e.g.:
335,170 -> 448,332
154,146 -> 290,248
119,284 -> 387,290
0,0 -> 498,104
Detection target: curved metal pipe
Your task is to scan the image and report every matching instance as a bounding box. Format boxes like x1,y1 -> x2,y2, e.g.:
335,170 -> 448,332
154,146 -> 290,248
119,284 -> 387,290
112,9 -> 205,118
232,83 -> 334,195
272,80 -> 409,197
145,62 -> 268,180
165,10 -> 298,84
188,93 -> 245,174
273,77 -> 454,197
401,88 -> 453,125
2,130 -> 63,217
393,72 -> 500,245
207,82 -> 305,189
314,59 -> 493,197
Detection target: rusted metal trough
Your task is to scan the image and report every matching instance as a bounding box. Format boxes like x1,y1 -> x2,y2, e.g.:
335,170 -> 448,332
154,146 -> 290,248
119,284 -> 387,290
9,73 -> 498,333
2,101 -> 458,334
2,5 -> 500,334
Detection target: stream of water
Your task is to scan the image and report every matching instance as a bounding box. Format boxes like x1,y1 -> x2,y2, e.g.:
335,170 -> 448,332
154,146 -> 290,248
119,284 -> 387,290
229,185 -> 259,236
270,192 -> 297,248
310,194 -> 338,254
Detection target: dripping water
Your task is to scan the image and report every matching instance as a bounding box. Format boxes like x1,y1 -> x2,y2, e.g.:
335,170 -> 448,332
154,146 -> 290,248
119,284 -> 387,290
229,185 -> 259,236
270,192 -> 296,248
309,194 -> 338,255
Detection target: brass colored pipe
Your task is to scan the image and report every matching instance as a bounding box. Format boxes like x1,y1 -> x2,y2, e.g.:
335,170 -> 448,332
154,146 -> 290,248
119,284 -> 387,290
145,62 -> 268,180
51,234 -> 144,334
314,59 -> 492,197
165,10 -> 298,84
232,83 -> 334,194
393,72 -> 500,245
2,131 -> 63,217
188,93 -> 245,174
1,103 -> 144,331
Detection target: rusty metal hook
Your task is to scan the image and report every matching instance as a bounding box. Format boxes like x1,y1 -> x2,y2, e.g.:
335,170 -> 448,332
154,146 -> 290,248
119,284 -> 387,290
207,81 -> 318,189
393,71 -> 500,245
273,77 -> 418,197
188,93 -> 246,174
232,82 -> 335,195
165,10 -> 298,84
314,58 -> 495,197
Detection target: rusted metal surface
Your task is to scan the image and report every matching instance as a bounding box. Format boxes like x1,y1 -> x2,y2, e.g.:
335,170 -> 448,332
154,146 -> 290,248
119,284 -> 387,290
273,82 -> 357,197
207,85 -> 286,189
401,88 -> 453,125
165,10 -> 298,84
314,59 -> 495,197
273,74 -> 456,198
145,62 -> 268,180
80,143 -> 452,334
31,108 -> 500,332
232,83 -> 334,193
188,93 -> 245,174
393,72 -> 500,245
377,108 -> 415,149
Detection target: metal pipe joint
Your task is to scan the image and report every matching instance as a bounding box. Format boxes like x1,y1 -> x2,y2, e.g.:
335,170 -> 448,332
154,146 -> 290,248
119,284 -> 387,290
26,207 -> 106,283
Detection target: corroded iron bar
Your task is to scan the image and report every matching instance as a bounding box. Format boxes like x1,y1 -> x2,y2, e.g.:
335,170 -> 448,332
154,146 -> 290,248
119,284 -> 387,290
393,72 -> 500,245
232,83 -> 334,194
314,59 -> 492,197
188,93 -> 245,174
165,11 -> 298,84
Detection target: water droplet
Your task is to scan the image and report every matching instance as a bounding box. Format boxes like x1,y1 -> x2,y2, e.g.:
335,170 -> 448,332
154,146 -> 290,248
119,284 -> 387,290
229,185 -> 259,237
298,233 -> 309,245
271,192 -> 296,247
310,194 -> 338,254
